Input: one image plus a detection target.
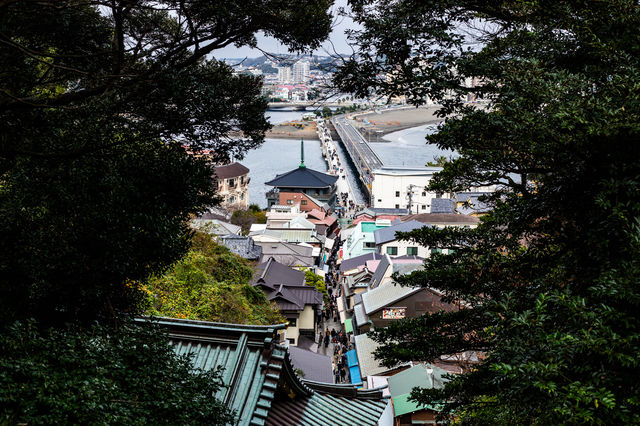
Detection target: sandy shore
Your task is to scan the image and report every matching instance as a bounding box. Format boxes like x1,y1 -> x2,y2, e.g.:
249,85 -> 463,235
354,106 -> 444,136
265,120 -> 319,140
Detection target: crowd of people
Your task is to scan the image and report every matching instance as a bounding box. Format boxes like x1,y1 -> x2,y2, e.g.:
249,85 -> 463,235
317,241 -> 356,384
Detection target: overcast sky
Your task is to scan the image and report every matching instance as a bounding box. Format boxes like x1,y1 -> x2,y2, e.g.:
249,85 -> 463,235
213,0 -> 356,58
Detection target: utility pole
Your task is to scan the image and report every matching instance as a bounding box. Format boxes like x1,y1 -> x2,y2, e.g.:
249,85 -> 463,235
406,184 -> 421,213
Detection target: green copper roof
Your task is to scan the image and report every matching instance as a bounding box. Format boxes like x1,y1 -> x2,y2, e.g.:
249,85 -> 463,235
146,317 -> 390,426
155,317 -> 290,426
387,364 -> 448,416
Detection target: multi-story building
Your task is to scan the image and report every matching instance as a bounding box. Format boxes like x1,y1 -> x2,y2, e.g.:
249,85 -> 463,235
214,162 -> 250,210
371,166 -> 448,213
277,66 -> 292,84
292,60 -> 310,84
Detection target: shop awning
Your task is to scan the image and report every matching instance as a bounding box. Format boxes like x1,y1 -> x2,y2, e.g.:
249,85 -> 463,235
344,317 -> 354,334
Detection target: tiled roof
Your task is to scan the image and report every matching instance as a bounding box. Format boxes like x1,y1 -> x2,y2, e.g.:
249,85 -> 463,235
392,262 -> 424,277
355,333 -> 403,378
362,281 -> 423,315
156,317 -> 290,426
252,257 -> 306,288
267,284 -> 305,310
219,235 -> 262,260
256,242 -> 314,268
339,252 -> 384,273
266,382 -> 389,426
154,317 -> 389,426
266,167 -> 338,189
401,213 -> 480,225
288,286 -> 323,305
288,346 -> 333,383
355,207 -> 410,217
214,162 -> 249,179
369,254 -> 391,289
430,198 -> 455,214
373,220 -> 429,245
353,302 -> 368,327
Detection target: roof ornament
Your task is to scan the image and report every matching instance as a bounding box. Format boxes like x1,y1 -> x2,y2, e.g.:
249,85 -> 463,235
299,138 -> 306,168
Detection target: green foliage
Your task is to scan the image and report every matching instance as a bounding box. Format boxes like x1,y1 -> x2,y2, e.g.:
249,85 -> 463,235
426,155 -> 448,167
231,207 -> 267,235
144,232 -> 285,325
0,0 -> 332,326
304,269 -> 328,302
338,0 -> 640,423
0,319 -> 234,425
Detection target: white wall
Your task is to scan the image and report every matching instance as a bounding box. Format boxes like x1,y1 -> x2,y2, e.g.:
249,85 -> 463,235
371,167 -> 447,212
378,240 -> 430,258
299,305 -> 315,331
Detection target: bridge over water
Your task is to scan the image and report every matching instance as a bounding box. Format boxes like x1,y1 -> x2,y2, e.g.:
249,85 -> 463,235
267,101 -> 355,111
330,116 -> 384,203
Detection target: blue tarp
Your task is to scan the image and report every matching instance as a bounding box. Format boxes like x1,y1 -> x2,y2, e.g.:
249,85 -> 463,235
346,349 -> 358,368
349,365 -> 362,384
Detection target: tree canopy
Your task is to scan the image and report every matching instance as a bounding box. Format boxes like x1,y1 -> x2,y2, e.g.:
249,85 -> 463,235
0,0 -> 333,326
336,0 -> 640,423
0,319 -> 234,424
144,231 -> 284,325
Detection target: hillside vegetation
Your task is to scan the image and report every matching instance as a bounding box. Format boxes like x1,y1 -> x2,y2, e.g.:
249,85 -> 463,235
144,231 -> 284,325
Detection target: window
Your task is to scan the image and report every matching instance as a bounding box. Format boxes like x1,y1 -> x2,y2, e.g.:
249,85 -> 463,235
288,318 -> 297,327
430,248 -> 443,255
240,193 -> 244,200
421,205 -> 426,210
287,338 -> 295,345
364,242 -> 376,249
301,200 -> 307,205
407,247 -> 418,255
240,176 -> 245,184
386,246 -> 398,255
287,199 -> 293,204
377,199 -> 382,202
228,178 -> 235,187
395,191 -> 400,197
422,191 -> 427,197
229,196 -> 235,204
395,204 -> 400,209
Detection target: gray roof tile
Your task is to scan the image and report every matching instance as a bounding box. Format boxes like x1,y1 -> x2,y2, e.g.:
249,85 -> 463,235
373,220 -> 429,245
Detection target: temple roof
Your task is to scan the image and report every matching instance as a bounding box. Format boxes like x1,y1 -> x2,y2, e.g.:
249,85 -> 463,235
265,167 -> 338,189
146,317 -> 389,426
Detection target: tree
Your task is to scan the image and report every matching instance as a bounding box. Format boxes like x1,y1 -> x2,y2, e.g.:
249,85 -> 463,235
0,0 -> 332,326
304,268 -> 328,302
144,231 -> 284,325
336,0 -> 640,423
0,319 -> 234,424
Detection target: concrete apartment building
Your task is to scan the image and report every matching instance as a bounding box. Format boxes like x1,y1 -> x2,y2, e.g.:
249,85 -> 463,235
371,166 -> 448,213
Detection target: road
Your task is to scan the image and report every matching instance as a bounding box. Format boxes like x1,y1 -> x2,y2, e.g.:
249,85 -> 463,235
330,116 -> 384,188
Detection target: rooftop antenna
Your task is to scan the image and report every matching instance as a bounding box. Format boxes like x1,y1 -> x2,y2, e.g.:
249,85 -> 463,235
299,138 -> 306,168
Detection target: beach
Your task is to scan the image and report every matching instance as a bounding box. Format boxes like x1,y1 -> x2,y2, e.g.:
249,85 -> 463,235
353,105 -> 444,137
265,120 -> 319,140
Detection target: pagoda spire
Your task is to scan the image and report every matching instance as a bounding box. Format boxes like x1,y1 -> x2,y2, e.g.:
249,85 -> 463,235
299,138 -> 306,168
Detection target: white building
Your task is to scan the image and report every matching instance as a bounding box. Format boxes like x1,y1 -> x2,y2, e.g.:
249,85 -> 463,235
371,166 -> 447,213
278,66 -> 292,84
292,60 -> 310,84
